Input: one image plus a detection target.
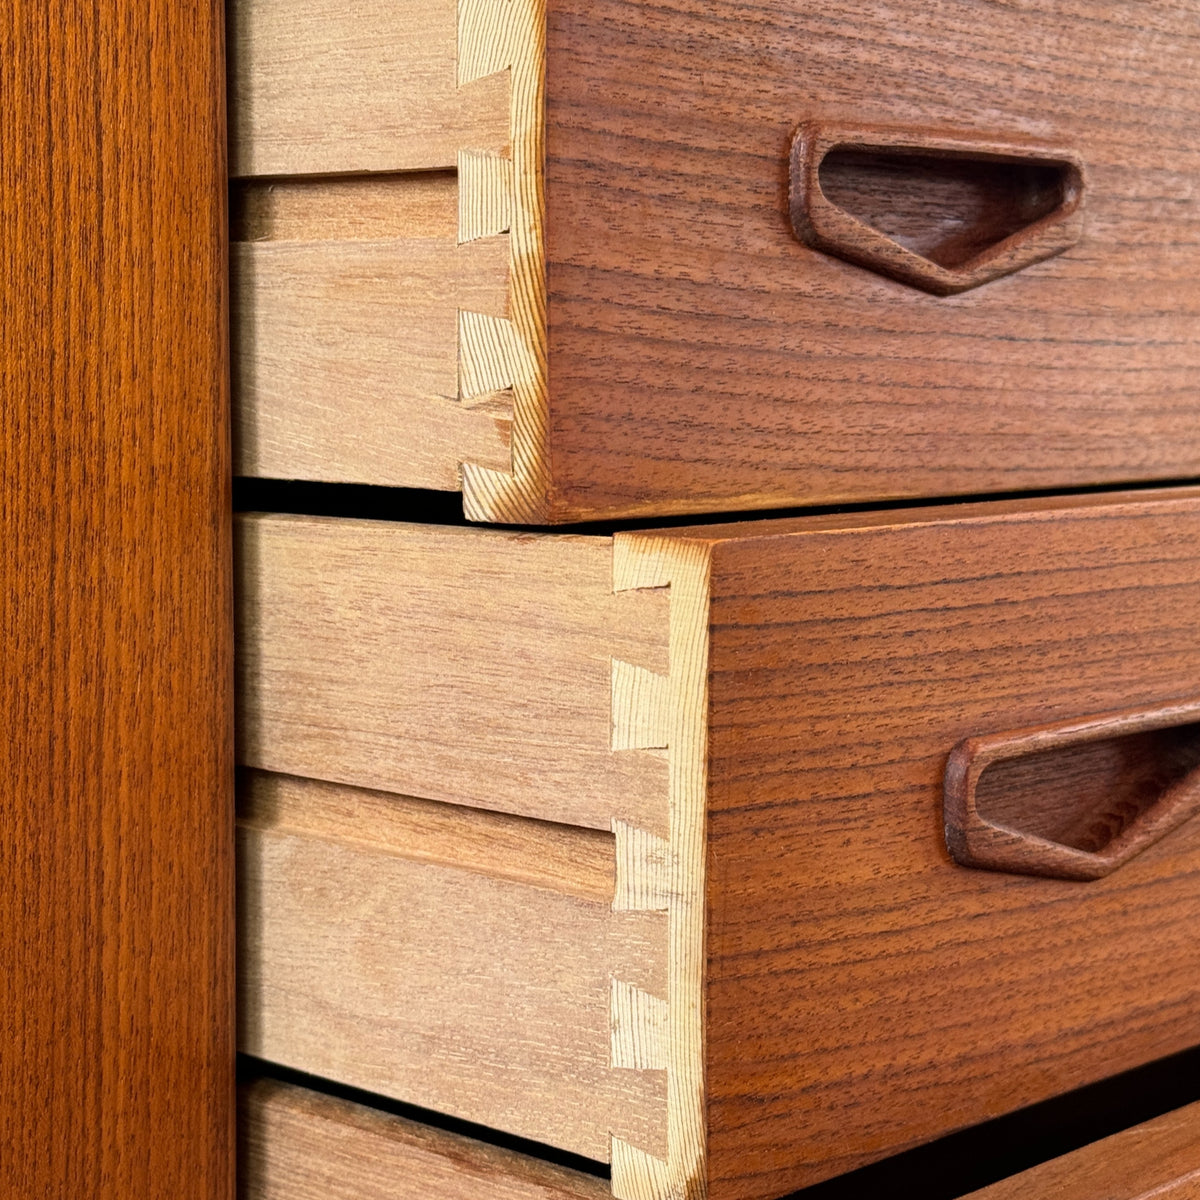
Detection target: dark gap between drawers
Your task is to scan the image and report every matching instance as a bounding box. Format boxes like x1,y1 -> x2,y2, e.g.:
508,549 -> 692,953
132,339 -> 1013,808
784,1042 -> 1200,1199
237,1055 -> 612,1180
239,1044 -> 1200,1196
233,474 -> 1200,535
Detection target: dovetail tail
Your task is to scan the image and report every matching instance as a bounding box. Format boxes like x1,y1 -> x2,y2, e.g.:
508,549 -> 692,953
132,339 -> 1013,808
457,0 -> 515,86
612,659 -> 670,752
458,150 -> 513,244
456,0 -> 549,523
611,979 -> 668,1071
613,820 -> 673,912
610,1138 -> 675,1200
458,311 -> 530,403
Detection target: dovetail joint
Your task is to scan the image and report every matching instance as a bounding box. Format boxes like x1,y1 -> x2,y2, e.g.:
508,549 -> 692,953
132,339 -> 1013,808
611,659 -> 670,752
611,979 -> 668,1071
613,820 -> 673,912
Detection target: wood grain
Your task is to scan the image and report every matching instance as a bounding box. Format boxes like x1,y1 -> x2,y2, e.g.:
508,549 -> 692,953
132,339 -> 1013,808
457,0 -> 550,522
240,768 -> 616,902
0,4 -> 233,1196
227,0 -> 1200,521
236,490 -> 1200,1197
227,0 -> 551,513
231,183 -> 512,490
946,701 -> 1200,880
789,123 -> 1084,296
542,0 -> 1200,519
235,514 -> 671,833
689,489 -> 1200,1197
961,1099 -> 1200,1199
233,174 -> 461,242
610,538 -> 712,1200
227,0 -> 509,177
238,771 -> 668,1161
240,1079 -> 612,1200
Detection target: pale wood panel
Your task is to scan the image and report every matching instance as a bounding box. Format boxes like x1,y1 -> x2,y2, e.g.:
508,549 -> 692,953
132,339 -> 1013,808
228,0 -> 509,177
238,772 -> 668,1161
226,0 -> 554,518
233,174 -> 460,243
231,233 -> 512,490
235,515 -> 671,833
610,538 -> 712,1200
240,1079 -> 612,1200
695,489 -> 1200,1198
962,1100 -> 1200,1199
457,0 -> 550,522
241,769 -> 615,902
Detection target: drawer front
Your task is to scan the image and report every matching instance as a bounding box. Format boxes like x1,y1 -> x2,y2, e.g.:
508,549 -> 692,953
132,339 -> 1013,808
700,491 -> 1200,1197
237,490 -> 1200,1199
241,1079 -> 611,1200
963,1100 -> 1200,1199
229,0 -> 1200,522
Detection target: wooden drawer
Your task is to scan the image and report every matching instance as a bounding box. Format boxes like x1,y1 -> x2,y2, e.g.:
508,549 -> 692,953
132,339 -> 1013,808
242,1078 -> 1200,1200
962,1100 -> 1200,1199
237,490 -> 1200,1200
229,0 -> 1200,522
238,771 -> 670,1165
241,1079 -> 610,1199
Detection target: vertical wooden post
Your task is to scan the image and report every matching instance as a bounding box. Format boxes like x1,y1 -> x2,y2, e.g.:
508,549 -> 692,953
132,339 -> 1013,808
0,5 -> 233,1196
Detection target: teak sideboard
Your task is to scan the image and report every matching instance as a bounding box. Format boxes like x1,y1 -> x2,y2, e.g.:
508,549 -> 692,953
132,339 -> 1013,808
7,2 -> 1200,1199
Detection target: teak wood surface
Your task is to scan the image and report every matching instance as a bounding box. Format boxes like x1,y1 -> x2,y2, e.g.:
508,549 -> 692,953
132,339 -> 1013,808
241,1079 -> 611,1200
238,489 -> 1200,1199
0,4 -> 234,1198
228,0 -> 1200,521
544,0 -> 1200,519
962,1099 -> 1200,1199
693,492 -> 1200,1197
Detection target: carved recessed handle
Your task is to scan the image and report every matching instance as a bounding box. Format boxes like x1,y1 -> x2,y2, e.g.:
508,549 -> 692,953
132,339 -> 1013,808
945,700 -> 1200,881
789,122 -> 1085,296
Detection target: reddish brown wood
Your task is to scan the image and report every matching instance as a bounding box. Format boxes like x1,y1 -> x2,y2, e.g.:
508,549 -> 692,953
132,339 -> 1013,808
544,0 -> 1200,519
945,700 -> 1200,880
0,5 -> 234,1197
241,1079 -> 612,1200
789,123 -> 1084,295
693,490 -> 1200,1197
962,1099 -> 1200,1199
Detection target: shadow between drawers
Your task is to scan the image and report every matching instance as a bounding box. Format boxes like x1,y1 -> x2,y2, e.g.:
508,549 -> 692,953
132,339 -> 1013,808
236,1056 -> 611,1180
240,1045 -> 1200,1197
232,475 -> 1200,535
783,1043 -> 1200,1199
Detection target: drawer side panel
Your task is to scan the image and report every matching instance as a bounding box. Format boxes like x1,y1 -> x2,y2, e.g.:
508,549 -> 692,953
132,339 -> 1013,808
238,772 -> 669,1161
235,515 -> 670,832
241,1078 -> 613,1199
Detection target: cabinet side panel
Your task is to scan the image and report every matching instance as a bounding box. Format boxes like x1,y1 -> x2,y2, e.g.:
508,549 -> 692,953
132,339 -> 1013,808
0,5 -> 234,1197
704,498 -> 1200,1199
